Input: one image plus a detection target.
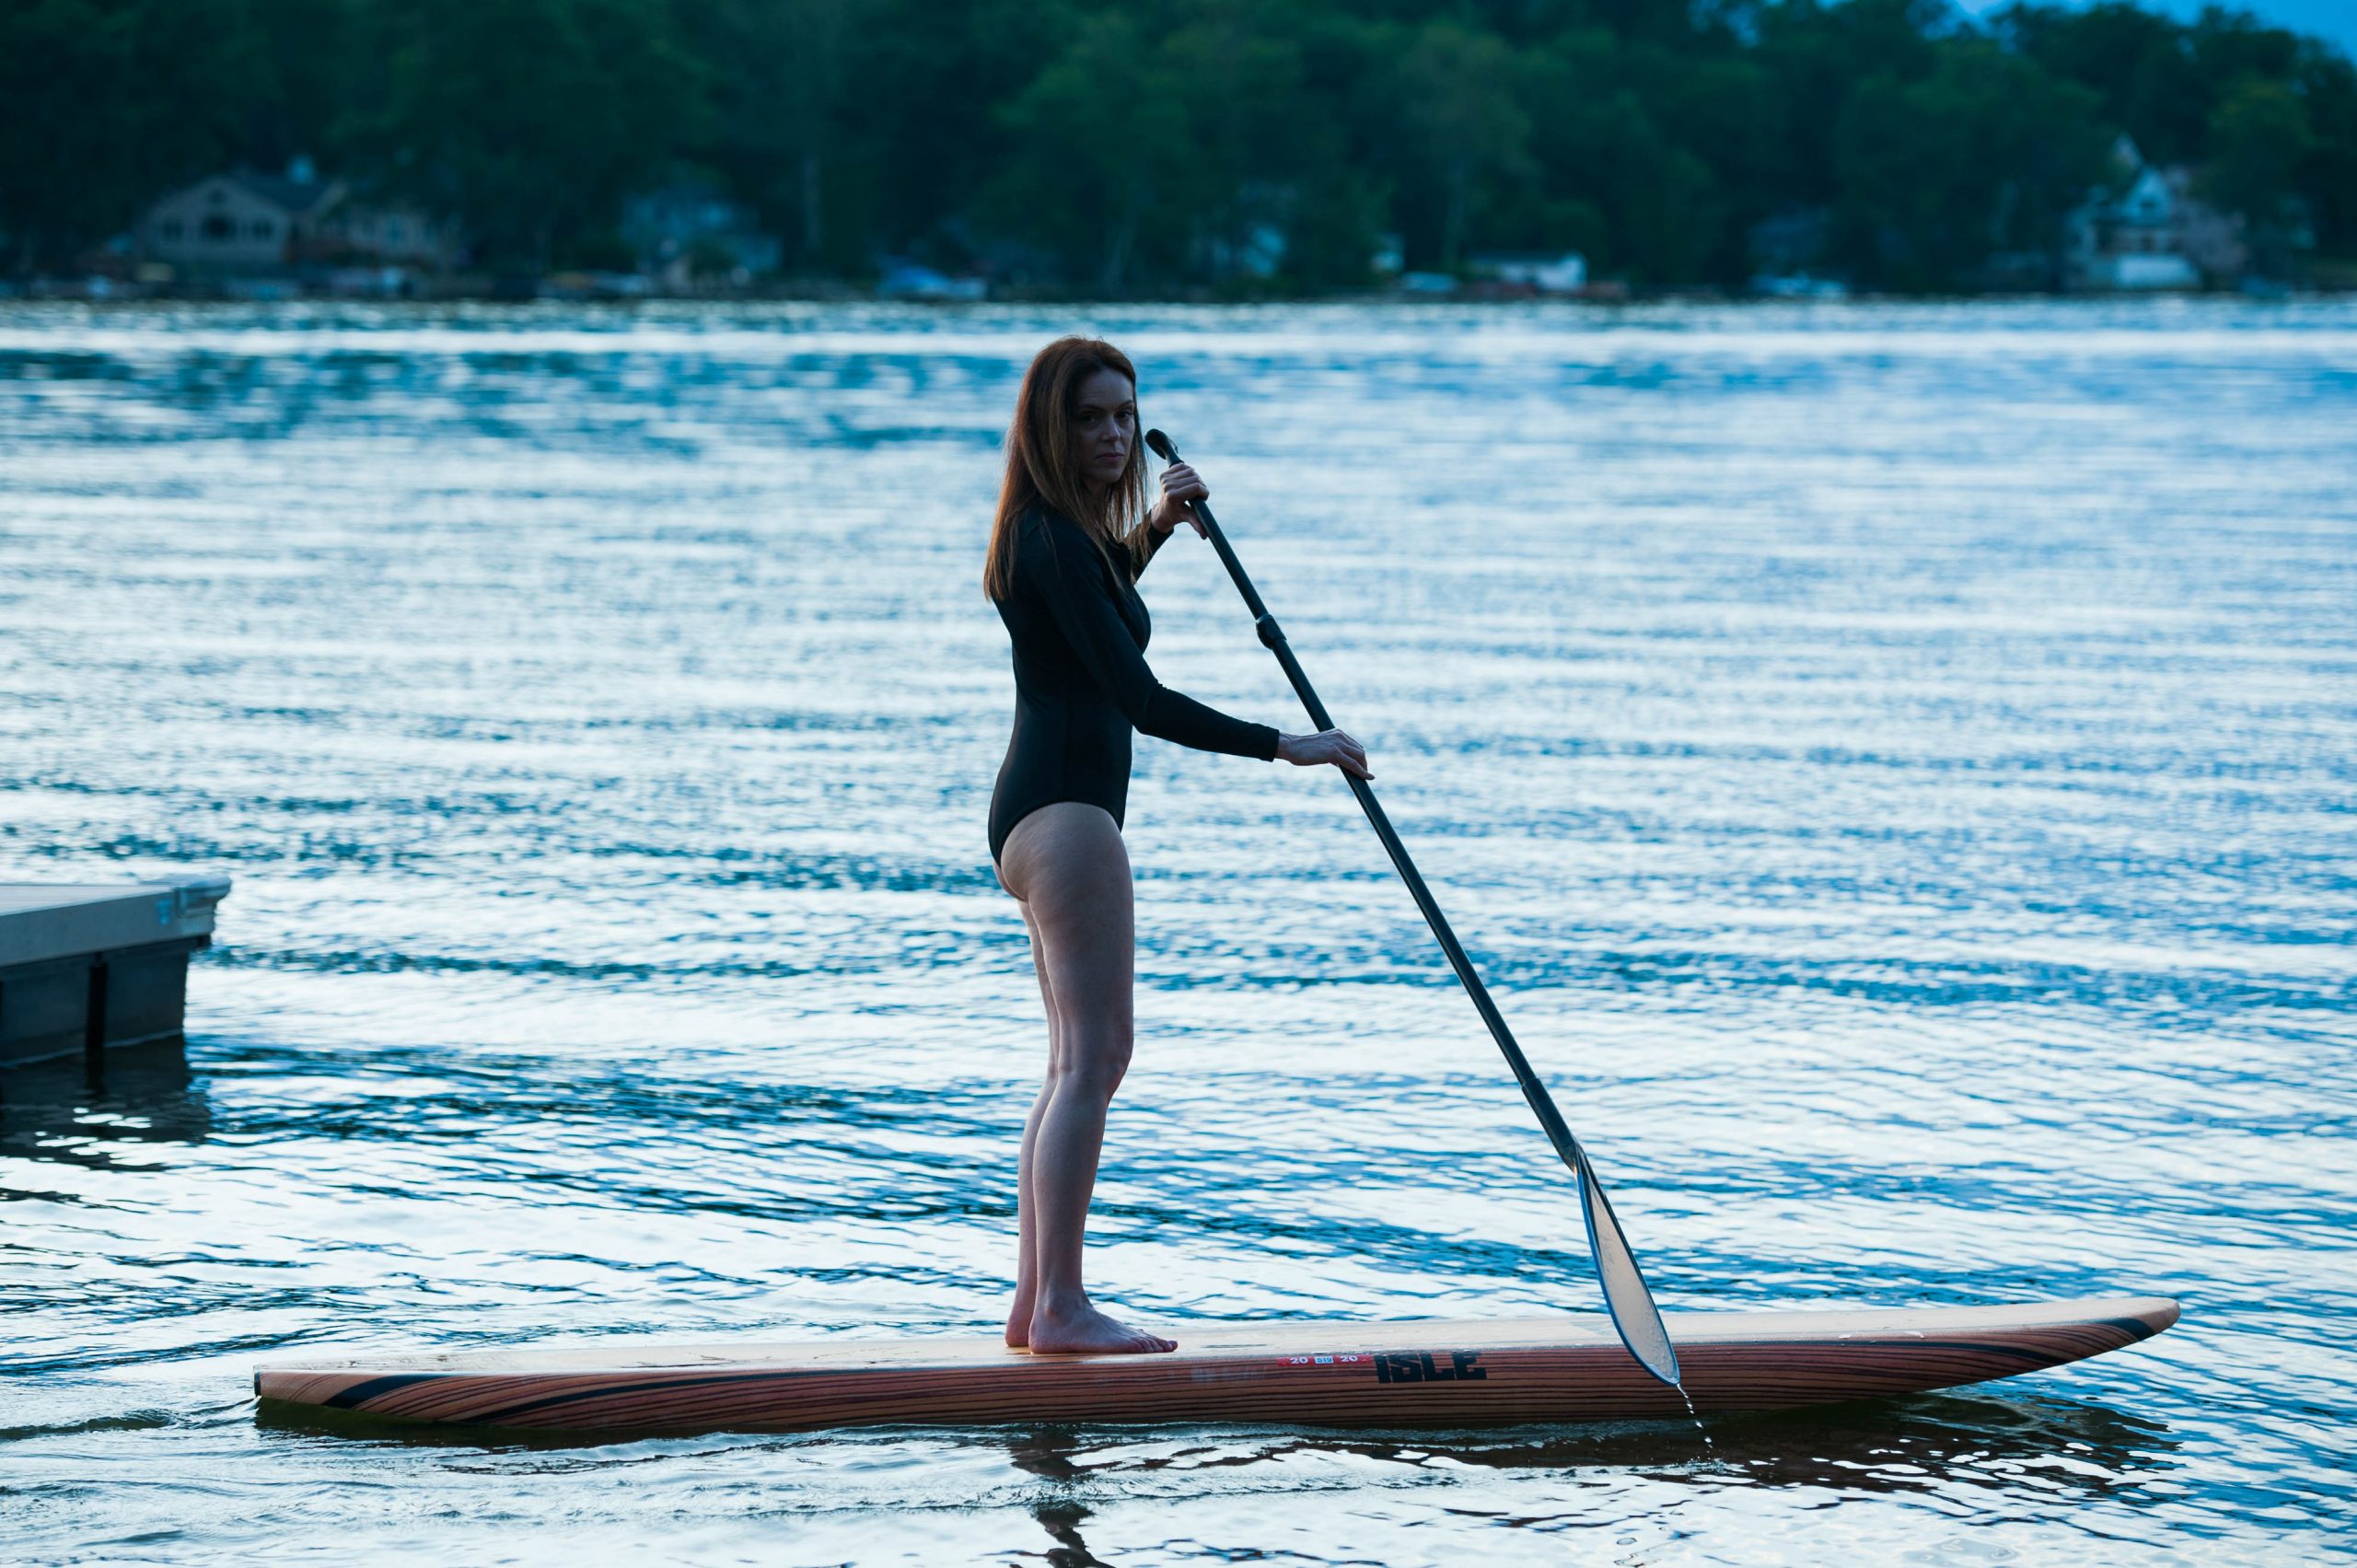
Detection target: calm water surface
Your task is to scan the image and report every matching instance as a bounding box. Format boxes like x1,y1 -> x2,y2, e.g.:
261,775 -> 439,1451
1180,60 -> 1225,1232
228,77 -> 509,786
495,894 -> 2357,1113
2,299 -> 2351,1563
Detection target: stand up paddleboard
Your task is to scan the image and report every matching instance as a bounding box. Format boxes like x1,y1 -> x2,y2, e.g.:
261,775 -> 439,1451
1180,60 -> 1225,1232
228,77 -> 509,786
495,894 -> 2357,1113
255,1296 -> 2175,1435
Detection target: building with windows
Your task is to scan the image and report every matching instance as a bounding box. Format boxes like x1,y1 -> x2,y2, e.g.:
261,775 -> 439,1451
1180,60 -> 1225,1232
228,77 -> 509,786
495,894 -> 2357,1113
140,169 -> 339,275
314,203 -> 458,270
137,163 -> 459,280
621,180 -> 779,284
1469,250 -> 1588,295
2066,138 -> 2247,291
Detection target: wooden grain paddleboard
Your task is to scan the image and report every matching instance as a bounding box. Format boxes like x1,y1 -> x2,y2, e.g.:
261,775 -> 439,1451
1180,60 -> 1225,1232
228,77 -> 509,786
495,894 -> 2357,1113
254,1295 -> 2177,1435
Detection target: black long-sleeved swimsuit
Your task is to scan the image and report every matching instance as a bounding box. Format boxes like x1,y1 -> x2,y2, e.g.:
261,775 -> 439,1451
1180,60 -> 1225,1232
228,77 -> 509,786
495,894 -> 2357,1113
988,506 -> 1278,865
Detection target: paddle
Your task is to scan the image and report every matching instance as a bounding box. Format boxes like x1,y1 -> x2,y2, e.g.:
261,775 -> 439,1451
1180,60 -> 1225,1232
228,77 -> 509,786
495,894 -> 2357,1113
1145,429 -> 1680,1388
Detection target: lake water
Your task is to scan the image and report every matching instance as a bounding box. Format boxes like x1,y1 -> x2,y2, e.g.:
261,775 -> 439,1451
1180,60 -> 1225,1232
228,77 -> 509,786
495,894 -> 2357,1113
2,299 -> 2351,1563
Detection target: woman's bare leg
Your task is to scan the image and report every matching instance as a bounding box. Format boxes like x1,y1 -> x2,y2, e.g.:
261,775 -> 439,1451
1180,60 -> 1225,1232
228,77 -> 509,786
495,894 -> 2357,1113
997,802 -> 1175,1354
1004,898 -> 1059,1347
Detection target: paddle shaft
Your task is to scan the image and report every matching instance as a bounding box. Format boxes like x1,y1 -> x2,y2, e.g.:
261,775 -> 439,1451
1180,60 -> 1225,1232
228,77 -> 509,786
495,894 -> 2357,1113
1176,492 -> 1587,1172
1145,433 -> 1674,1386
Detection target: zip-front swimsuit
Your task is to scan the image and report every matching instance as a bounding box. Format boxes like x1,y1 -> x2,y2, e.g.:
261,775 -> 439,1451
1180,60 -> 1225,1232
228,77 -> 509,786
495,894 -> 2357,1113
988,506 -> 1277,865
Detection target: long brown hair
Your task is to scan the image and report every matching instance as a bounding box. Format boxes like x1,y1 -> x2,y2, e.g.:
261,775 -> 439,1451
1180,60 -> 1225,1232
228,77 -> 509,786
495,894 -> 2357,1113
982,336 -> 1153,601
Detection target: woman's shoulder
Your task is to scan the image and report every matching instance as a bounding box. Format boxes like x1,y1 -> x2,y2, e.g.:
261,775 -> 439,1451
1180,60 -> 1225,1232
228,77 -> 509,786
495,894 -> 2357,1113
1022,505 -> 1092,546
1018,505 -> 1116,573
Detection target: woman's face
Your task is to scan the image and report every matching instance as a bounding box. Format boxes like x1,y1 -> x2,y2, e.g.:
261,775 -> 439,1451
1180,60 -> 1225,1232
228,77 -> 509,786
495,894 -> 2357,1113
1071,366 -> 1136,493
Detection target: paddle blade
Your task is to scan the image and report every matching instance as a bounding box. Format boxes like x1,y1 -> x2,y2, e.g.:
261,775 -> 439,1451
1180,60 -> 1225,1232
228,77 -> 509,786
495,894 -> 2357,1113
1571,1139 -> 1681,1388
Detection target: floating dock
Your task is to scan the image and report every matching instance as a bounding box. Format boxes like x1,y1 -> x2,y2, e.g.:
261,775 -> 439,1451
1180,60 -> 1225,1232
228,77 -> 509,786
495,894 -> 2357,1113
0,876 -> 230,1068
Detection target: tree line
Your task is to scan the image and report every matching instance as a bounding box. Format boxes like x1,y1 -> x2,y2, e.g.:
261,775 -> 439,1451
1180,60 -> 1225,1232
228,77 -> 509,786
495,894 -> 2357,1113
3,0 -> 2351,293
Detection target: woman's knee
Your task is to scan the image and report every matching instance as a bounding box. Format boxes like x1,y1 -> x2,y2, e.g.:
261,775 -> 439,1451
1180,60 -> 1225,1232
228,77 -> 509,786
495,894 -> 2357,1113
1050,1028 -> 1132,1101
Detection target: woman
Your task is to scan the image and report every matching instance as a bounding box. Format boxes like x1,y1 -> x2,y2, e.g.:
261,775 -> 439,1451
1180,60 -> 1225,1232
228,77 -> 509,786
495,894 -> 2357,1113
984,336 -> 1371,1355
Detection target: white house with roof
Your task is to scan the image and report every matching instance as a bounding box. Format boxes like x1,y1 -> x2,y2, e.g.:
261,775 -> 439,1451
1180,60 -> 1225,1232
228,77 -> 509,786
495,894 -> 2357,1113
620,180 -> 779,282
1469,250 -> 1588,294
138,162 -> 459,278
315,202 -> 459,269
2066,138 -> 2246,291
140,169 -> 340,274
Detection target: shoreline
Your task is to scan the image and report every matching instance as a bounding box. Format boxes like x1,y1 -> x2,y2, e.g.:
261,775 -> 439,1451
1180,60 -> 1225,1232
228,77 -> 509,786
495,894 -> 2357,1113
4,276 -> 2346,309
3,287 -> 2351,316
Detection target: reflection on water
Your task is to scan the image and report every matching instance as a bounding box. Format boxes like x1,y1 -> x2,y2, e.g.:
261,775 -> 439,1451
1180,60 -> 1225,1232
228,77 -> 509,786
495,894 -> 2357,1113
248,1391 -> 2182,1562
2,298 -> 2351,1562
0,1040 -> 211,1178
999,1388 -> 2185,1504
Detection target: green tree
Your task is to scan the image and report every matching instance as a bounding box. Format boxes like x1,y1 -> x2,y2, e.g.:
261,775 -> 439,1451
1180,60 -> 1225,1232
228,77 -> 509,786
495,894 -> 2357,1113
0,0 -> 267,271
687,0 -> 855,269
1271,2 -> 1393,288
1380,18 -> 1532,271
983,10 -> 1195,291
6,0 -> 2355,294
1832,41 -> 2107,289
2204,76 -> 2316,215
342,0 -> 705,271
1645,49 -> 1782,282
239,0 -> 368,174
2293,42 -> 2357,260
1155,1 -> 1320,285
2201,75 -> 2317,273
1511,29 -> 1721,284
839,0 -> 1071,268
1753,0 -> 1943,210
1999,2 -> 2208,164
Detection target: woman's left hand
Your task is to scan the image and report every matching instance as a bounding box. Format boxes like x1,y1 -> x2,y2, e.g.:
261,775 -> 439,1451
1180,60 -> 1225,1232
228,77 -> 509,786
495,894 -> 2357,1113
1150,462 -> 1210,539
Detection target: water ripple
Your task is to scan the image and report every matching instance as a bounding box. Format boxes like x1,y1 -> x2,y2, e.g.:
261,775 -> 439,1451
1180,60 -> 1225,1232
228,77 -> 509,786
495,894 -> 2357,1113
2,299 -> 2352,1562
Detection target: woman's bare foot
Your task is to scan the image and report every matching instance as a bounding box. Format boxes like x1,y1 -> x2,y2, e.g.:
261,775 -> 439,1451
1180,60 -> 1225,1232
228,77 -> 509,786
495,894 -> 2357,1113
1028,1294 -> 1176,1354
1005,1279 -> 1037,1348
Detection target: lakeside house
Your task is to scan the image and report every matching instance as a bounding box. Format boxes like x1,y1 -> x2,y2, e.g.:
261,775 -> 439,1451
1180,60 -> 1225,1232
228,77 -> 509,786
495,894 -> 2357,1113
138,168 -> 337,275
875,260 -> 987,301
1202,223 -> 1288,282
1469,251 -> 1589,295
1747,207 -> 1850,296
138,160 -> 459,283
620,180 -> 779,285
2065,138 -> 2247,290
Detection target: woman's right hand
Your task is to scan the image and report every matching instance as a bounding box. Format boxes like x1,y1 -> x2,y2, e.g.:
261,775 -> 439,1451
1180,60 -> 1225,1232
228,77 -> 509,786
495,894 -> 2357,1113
1276,728 -> 1372,780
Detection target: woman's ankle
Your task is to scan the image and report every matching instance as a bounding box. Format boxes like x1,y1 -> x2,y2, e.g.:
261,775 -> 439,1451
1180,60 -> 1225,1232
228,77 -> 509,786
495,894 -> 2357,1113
1031,1286 -> 1090,1321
